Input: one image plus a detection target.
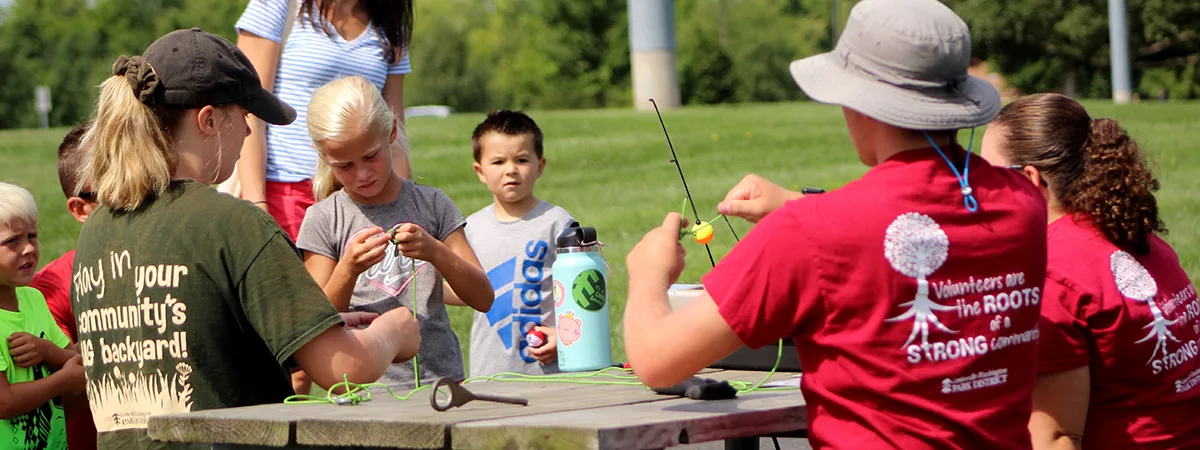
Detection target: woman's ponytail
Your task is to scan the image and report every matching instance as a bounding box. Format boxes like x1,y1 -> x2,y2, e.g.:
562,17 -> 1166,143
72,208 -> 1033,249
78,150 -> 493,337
83,76 -> 182,212
1068,118 -> 1166,254
993,93 -> 1166,255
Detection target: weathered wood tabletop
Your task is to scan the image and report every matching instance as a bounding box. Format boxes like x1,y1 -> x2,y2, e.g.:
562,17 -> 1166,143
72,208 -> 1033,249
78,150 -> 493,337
147,369 -> 806,449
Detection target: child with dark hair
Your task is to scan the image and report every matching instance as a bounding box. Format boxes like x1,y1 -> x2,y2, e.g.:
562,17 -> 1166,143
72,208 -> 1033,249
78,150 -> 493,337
28,121 -> 98,450
981,92 -> 1200,449
456,110 -> 575,377
32,122 -> 95,342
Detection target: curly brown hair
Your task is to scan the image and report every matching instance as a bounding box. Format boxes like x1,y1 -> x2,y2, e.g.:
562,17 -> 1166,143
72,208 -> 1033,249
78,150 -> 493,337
993,93 -> 1166,255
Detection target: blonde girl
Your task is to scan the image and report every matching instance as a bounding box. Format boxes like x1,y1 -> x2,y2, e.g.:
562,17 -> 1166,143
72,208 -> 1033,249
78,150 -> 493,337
73,28 -> 419,448
296,76 -> 493,390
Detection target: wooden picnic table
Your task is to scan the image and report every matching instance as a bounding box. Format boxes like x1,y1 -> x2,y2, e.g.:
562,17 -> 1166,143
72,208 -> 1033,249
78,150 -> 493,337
147,369 -> 806,449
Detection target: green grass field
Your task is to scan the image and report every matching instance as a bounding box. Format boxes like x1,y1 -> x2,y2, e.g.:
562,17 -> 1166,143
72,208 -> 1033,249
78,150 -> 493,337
2,100 -> 1199,365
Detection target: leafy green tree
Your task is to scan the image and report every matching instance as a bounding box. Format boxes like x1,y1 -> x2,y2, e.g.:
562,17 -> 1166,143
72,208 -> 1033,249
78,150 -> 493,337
0,0 -> 99,127
677,0 -> 736,105
948,0 -> 1200,98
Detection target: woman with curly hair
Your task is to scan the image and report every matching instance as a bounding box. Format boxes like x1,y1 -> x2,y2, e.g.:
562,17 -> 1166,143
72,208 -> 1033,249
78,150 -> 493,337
981,93 -> 1200,450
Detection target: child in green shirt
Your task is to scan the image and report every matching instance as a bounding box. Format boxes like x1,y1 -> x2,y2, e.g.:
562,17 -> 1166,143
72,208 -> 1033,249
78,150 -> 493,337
0,182 -> 85,450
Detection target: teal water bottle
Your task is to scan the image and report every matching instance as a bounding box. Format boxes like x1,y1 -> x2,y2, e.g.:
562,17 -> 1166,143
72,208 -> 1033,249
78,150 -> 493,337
552,224 -> 612,372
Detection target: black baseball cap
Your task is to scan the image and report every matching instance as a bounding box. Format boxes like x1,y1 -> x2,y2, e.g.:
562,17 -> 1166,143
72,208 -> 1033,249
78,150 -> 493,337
116,27 -> 296,125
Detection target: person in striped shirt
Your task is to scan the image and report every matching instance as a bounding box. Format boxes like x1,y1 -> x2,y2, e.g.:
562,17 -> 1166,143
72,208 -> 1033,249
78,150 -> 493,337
235,0 -> 414,242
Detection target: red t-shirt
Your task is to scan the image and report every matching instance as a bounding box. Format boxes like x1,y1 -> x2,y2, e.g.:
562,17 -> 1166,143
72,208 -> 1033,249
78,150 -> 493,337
704,147 -> 1047,449
29,249 -> 77,341
1037,216 -> 1200,449
29,249 -> 97,450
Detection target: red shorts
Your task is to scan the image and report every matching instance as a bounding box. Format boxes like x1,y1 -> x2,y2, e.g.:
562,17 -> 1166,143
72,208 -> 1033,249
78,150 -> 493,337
265,180 -> 315,242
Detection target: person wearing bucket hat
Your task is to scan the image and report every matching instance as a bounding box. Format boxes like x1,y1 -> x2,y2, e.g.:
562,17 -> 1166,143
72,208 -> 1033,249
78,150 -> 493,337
75,28 -> 421,449
624,0 -> 1048,448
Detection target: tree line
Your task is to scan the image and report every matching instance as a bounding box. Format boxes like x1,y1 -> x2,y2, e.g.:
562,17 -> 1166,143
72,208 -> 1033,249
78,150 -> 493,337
0,0 -> 1196,130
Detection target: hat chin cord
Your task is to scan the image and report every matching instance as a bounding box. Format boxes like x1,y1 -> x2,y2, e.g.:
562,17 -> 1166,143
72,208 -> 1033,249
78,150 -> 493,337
924,129 -> 979,213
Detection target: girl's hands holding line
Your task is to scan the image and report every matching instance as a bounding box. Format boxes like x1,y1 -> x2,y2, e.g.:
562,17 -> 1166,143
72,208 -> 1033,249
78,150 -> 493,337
389,223 -> 443,262
340,226 -> 390,275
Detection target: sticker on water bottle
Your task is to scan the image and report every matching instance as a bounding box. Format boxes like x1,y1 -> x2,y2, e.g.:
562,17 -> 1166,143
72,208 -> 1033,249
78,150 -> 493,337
572,269 -> 606,311
558,311 -> 583,347
553,280 -> 565,308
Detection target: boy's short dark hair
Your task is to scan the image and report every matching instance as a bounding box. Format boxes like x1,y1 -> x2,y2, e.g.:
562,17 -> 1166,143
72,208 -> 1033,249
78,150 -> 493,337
57,122 -> 92,199
471,110 -> 544,162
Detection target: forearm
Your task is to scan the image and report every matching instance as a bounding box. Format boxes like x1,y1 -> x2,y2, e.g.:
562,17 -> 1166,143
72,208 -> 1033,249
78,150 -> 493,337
1033,434 -> 1081,450
1029,367 -> 1089,450
624,277 -> 676,381
441,281 -> 468,307
432,246 -> 493,312
1030,411 -> 1084,450
301,326 -> 406,390
321,264 -> 360,311
238,120 -> 269,202
42,345 -> 78,371
0,372 -> 79,419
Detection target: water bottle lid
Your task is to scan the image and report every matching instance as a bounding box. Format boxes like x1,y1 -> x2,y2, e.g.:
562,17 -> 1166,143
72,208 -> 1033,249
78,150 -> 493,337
557,223 -> 598,248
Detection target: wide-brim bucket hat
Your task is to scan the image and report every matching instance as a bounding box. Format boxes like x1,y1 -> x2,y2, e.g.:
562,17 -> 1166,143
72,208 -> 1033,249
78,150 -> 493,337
789,0 -> 1000,131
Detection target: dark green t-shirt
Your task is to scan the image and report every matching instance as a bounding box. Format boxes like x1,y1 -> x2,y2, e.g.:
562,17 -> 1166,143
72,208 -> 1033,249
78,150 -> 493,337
72,181 -> 343,449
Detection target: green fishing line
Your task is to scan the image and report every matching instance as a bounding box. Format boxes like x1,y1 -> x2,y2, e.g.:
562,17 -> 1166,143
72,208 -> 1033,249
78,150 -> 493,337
282,338 -> 793,405
285,216 -> 796,407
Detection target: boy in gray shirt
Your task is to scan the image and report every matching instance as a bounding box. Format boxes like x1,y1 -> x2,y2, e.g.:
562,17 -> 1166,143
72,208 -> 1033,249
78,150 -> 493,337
456,111 -> 576,377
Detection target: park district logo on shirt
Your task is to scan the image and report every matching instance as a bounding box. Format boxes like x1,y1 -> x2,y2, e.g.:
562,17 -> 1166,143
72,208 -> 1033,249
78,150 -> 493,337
881,213 -> 1041,392
484,240 -> 552,363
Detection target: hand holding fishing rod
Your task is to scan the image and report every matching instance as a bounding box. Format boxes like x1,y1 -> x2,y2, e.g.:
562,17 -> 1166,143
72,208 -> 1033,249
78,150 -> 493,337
626,212 -> 689,288
649,98 -> 823,246
649,98 -> 719,267
716,174 -> 816,224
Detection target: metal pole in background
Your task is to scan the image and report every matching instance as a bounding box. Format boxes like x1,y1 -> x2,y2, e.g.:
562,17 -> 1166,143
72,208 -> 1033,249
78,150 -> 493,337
628,0 -> 680,110
1108,0 -> 1132,104
35,86 -> 51,129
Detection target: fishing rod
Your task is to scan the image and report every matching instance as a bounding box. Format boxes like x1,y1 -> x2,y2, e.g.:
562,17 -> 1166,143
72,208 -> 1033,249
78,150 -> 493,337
649,98 -> 748,267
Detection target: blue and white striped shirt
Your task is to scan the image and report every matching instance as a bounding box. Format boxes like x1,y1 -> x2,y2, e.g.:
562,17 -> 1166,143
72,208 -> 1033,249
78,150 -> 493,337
236,0 -> 411,183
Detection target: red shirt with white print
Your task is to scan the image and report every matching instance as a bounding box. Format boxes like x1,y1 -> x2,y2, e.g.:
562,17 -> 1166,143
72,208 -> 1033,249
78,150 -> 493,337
703,147 -> 1047,449
1037,216 -> 1200,449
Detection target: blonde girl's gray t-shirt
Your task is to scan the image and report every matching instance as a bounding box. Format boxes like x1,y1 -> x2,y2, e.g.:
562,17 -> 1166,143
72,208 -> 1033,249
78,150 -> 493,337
296,179 -> 467,389
464,201 -> 576,377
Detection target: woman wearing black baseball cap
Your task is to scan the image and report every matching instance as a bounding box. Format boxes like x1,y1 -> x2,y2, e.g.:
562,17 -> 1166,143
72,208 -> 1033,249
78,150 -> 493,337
74,28 -> 420,448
